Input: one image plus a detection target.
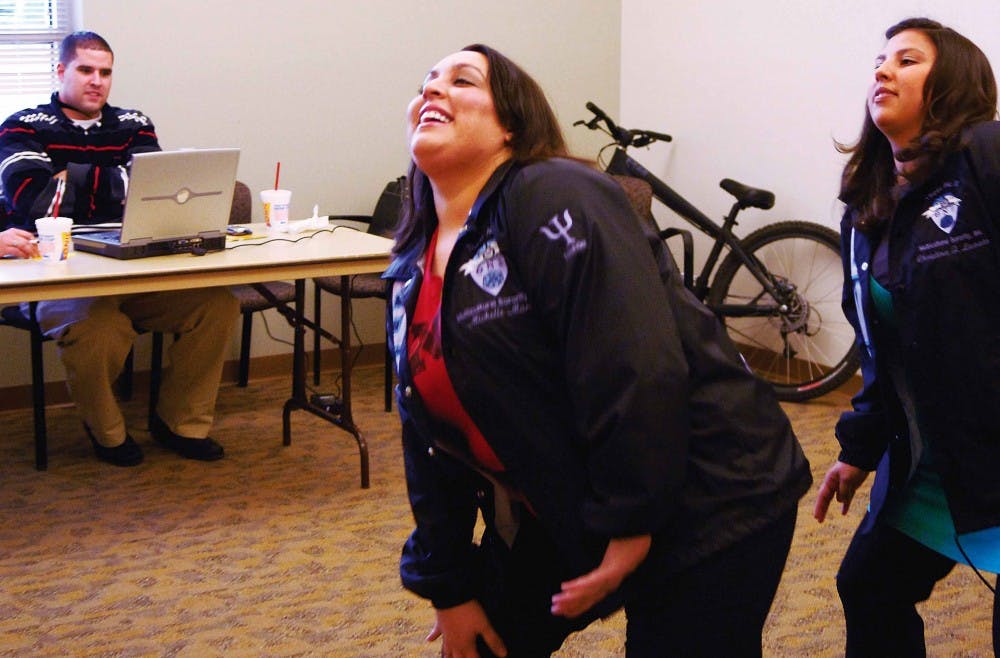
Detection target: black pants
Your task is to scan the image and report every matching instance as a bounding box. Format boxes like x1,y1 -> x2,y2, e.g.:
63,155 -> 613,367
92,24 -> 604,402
624,507 -> 797,658
476,507 -> 797,658
474,512 -> 601,658
836,516 -> 1000,657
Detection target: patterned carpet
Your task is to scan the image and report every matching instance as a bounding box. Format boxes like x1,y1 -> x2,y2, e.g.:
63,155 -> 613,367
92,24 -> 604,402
0,366 -> 992,656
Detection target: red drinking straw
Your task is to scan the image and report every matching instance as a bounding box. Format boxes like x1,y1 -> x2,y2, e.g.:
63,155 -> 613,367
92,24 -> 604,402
51,182 -> 63,218
274,162 -> 281,190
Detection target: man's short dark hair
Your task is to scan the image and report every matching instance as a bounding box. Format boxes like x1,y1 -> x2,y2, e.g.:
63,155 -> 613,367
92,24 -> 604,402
59,31 -> 113,65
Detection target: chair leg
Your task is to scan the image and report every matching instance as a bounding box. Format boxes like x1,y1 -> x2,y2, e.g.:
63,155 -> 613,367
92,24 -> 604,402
149,331 -> 164,429
29,318 -> 47,471
115,348 -> 135,401
238,310 -> 253,387
313,286 -> 322,385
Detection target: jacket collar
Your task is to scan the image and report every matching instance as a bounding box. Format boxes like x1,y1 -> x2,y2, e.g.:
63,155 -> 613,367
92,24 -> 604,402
383,241 -> 423,280
384,159 -> 517,281
47,92 -> 117,127
466,158 -> 515,228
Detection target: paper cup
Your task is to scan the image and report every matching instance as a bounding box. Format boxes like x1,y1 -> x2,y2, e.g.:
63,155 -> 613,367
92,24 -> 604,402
35,216 -> 73,263
260,189 -> 291,232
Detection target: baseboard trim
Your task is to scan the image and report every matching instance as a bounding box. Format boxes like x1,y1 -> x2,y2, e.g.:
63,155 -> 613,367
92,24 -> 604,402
0,345 -> 387,413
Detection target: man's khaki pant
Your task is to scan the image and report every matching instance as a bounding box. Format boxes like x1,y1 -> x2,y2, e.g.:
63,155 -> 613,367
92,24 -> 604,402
30,288 -> 238,445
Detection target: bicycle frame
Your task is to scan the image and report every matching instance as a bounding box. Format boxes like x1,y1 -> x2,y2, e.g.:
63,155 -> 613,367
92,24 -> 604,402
604,148 -> 785,314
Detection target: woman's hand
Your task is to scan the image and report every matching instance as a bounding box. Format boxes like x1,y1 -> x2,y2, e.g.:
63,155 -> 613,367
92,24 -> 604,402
814,460 -> 870,522
0,228 -> 39,259
551,534 -> 651,619
427,599 -> 507,658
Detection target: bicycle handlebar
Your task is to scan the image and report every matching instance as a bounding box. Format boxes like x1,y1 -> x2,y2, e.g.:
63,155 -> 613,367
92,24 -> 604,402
575,101 -> 672,148
585,101 -> 615,127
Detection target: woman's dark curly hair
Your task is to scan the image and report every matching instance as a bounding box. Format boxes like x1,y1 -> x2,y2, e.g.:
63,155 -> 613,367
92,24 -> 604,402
394,44 -> 569,256
837,17 -> 997,232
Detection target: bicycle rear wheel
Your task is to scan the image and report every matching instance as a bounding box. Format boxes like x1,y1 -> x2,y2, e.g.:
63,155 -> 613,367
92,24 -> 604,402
707,221 -> 860,402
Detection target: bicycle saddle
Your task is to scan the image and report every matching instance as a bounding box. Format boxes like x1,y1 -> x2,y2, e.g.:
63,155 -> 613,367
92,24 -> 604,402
719,179 -> 775,210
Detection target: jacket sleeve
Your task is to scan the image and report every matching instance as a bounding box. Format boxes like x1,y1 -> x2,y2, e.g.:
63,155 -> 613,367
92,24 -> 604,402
0,110 -> 160,226
0,116 -> 61,227
833,212 -> 889,470
964,122 -> 1000,237
502,163 -> 689,538
389,277 -> 484,609
398,417 -> 484,608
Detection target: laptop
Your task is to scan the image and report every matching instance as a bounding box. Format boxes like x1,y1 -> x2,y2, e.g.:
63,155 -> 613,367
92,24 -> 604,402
73,148 -> 240,259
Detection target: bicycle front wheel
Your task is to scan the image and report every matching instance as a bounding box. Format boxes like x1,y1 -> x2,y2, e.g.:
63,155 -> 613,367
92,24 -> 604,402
707,221 -> 859,402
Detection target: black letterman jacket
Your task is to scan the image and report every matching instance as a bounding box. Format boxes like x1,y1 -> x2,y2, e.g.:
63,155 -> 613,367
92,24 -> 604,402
0,92 -> 160,227
386,158 -> 811,609
836,121 -> 1000,534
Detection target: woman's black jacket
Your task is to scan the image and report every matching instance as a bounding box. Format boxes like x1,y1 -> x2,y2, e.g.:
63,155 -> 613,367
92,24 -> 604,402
385,159 -> 812,608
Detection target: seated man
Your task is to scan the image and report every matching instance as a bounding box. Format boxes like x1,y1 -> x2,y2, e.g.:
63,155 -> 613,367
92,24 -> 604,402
0,31 -> 238,467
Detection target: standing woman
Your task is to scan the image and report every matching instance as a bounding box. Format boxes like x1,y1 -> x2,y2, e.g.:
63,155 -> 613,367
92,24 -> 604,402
814,17 -> 1000,655
388,43 -> 812,657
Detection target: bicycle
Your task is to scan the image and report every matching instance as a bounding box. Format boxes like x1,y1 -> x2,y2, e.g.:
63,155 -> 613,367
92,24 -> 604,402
575,102 -> 860,402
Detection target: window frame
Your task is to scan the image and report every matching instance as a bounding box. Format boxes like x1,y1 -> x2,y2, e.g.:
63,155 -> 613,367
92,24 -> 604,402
0,0 -> 79,117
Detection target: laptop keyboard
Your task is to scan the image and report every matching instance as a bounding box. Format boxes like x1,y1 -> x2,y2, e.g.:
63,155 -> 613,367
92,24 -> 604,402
74,230 -> 120,242
71,222 -> 122,236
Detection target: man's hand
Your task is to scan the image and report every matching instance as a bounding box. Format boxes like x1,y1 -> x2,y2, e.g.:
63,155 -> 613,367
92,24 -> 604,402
0,227 -> 39,259
427,599 -> 507,658
814,460 -> 870,522
551,534 -> 651,619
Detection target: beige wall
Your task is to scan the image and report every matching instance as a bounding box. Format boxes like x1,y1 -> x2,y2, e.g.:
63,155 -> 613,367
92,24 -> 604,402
0,1 -> 621,389
621,1 -> 1000,256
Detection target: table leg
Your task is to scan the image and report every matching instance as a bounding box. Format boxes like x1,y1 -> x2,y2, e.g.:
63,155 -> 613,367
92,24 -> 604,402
281,277 -> 370,488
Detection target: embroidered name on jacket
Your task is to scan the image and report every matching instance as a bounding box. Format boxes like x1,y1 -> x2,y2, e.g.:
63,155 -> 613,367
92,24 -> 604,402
539,209 -> 587,259
456,239 -> 529,329
455,292 -> 529,329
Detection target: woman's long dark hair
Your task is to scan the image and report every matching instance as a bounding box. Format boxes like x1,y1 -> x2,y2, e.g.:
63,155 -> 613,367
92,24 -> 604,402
393,44 -> 569,256
837,17 -> 998,232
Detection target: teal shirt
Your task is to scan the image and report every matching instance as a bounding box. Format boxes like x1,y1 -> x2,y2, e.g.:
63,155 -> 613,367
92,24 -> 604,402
870,276 -> 1000,573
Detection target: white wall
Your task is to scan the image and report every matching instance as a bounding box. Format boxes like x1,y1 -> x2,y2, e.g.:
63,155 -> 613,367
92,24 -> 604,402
621,1 -> 1000,258
0,0 -> 620,390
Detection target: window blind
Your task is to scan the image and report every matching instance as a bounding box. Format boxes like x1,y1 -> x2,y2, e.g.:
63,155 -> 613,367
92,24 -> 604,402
0,0 -> 76,117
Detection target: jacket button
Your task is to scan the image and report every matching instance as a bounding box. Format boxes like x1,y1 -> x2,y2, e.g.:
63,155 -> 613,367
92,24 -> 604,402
404,386 -> 413,398
476,490 -> 485,499
427,446 -> 435,457
860,262 -> 869,272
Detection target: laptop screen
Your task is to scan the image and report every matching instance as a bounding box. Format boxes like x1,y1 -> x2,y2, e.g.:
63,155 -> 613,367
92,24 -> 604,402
120,148 -> 240,242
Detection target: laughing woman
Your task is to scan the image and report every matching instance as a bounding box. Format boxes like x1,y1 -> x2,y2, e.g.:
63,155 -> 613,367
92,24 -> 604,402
814,17 -> 1000,656
387,44 -> 812,657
